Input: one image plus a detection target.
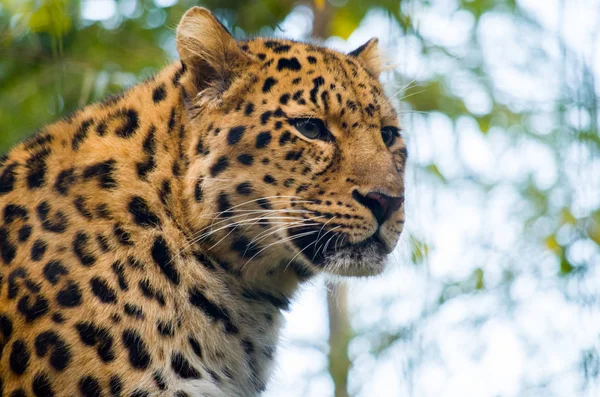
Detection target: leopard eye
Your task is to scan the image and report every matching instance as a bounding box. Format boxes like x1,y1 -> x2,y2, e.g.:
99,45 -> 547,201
291,118 -> 329,140
381,126 -> 399,147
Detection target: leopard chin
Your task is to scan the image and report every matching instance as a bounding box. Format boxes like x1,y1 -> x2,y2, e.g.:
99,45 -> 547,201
289,228 -> 389,277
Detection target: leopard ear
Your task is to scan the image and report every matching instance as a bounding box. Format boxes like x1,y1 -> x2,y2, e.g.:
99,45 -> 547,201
348,38 -> 381,78
176,7 -> 251,95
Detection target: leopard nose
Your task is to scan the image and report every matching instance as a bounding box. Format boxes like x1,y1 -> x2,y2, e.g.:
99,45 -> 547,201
352,190 -> 404,225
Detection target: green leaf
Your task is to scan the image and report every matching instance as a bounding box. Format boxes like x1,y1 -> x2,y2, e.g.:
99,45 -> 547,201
425,163 -> 447,184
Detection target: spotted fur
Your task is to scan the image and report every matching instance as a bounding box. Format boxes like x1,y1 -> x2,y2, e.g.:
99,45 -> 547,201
0,7 -> 406,396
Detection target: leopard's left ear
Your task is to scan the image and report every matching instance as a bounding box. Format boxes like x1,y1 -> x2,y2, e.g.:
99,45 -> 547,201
348,38 -> 381,78
176,7 -> 251,96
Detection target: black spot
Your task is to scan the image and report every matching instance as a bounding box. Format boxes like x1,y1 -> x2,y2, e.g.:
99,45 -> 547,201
130,390 -> 149,397
127,256 -> 144,269
283,178 -> 295,187
236,182 -> 253,195
257,198 -> 272,210
31,239 -> 47,261
95,203 -> 111,219
113,224 -> 133,246
272,43 -> 291,53
159,179 -> 171,207
34,330 -> 71,371
90,277 -> 118,304
217,193 -> 233,217
79,376 -> 102,397
43,261 -> 68,285
73,231 -> 96,266
189,287 -> 238,334
244,102 -> 255,116
32,372 -> 55,397
188,336 -> 202,358
4,204 -> 28,224
10,388 -> 27,397
277,57 -> 301,71
255,131 -> 272,149
26,147 -> 51,189
232,234 -> 260,259
174,392 -> 190,397
227,126 -> 245,145
122,329 -> 151,369
74,196 -> 94,219
17,225 -> 32,243
96,121 -> 107,136
171,352 -> 201,379
263,175 -> 276,185
242,288 -> 291,311
209,156 -> 229,177
292,90 -> 305,104
152,84 -> 167,103
113,108 -> 140,138
151,236 -> 179,285
0,163 -> 18,196
128,196 -> 161,228
109,375 -> 122,397
242,338 -> 255,355
72,119 -> 94,151
56,281 -> 82,307
124,303 -> 144,320
262,77 -> 277,93
192,251 -> 216,271
9,339 -> 30,374
23,131 -> 53,150
172,62 -> 186,87
138,279 -> 166,307
279,131 -> 292,146
194,178 -> 203,202
75,322 -> 115,363
157,320 -> 175,337
17,295 -> 49,323
310,76 -> 325,104
260,111 -> 272,125
96,234 -> 111,252
307,56 -> 317,64
237,153 -> 253,166
167,107 -> 177,133
51,313 -> 65,324
111,261 -> 128,291
8,267 -> 26,299
285,150 -> 303,161
279,94 -> 290,105
136,125 -> 157,180
83,159 -> 118,189
0,314 -> 13,340
37,201 -> 68,233
153,370 -> 168,390
0,227 -> 16,265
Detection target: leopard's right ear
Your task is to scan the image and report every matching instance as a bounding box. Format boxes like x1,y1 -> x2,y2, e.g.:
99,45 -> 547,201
176,7 -> 251,96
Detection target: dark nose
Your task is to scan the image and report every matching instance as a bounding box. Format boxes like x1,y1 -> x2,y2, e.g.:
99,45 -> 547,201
352,190 -> 404,225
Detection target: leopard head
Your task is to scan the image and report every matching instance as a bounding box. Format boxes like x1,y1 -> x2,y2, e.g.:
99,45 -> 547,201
178,7 -> 406,279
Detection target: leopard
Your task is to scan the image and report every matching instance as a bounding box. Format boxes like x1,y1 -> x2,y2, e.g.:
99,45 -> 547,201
0,6 -> 406,397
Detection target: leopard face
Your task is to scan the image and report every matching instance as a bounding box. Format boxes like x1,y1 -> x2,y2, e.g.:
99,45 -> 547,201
179,8 -> 406,278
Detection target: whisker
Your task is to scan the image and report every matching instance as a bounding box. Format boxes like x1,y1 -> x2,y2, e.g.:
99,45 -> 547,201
242,230 -> 320,271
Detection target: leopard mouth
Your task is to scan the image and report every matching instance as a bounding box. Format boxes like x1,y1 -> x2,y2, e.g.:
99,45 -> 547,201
288,226 -> 389,274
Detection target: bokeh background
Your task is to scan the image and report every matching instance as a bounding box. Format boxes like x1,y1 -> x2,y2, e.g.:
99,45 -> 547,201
1,0 -> 600,396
